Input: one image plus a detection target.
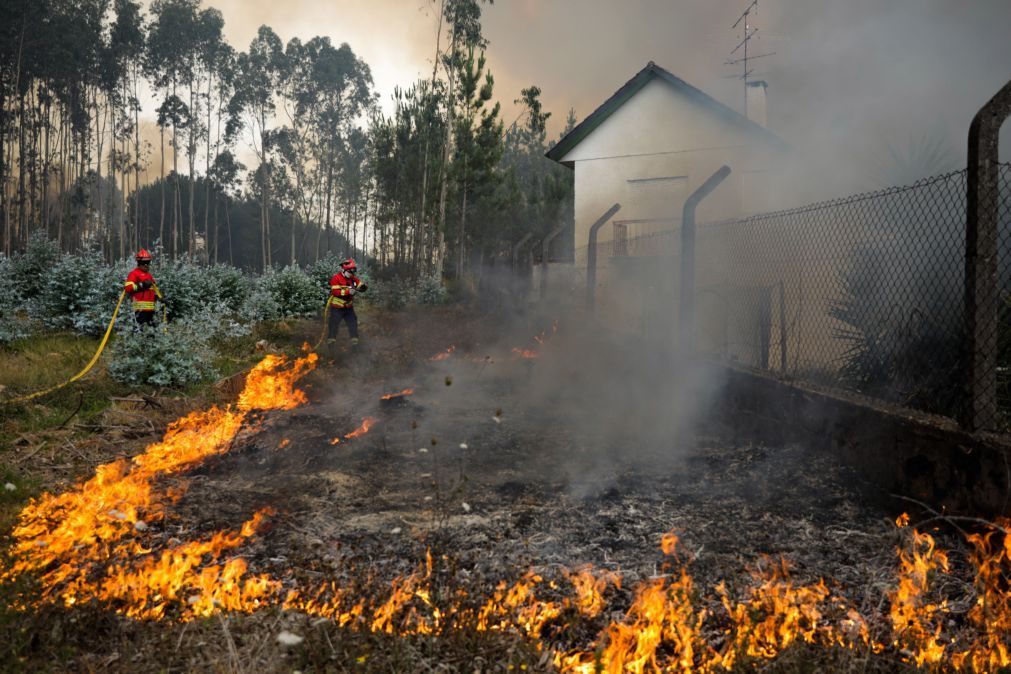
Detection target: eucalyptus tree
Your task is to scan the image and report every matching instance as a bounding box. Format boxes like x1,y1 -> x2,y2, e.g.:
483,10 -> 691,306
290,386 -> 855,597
185,7 -> 223,258
207,150 -> 242,264
231,26 -> 285,269
430,0 -> 493,276
146,0 -> 200,258
103,0 -> 144,258
306,39 -> 375,261
205,42 -> 238,262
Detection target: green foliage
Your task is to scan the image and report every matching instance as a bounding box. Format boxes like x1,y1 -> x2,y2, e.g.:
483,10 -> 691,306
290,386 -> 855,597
202,263 -> 251,312
10,234 -> 60,304
0,256 -> 29,344
33,249 -> 106,330
107,321 -> 218,387
416,275 -> 448,305
259,265 -> 324,317
308,254 -> 346,292
368,276 -> 414,310
73,259 -> 133,338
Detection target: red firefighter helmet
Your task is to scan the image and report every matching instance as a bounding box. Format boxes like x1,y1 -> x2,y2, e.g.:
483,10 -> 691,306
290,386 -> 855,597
135,249 -> 153,263
341,258 -> 357,272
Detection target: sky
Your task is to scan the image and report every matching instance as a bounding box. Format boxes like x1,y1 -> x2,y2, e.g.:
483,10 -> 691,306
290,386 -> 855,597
155,0 -> 1011,191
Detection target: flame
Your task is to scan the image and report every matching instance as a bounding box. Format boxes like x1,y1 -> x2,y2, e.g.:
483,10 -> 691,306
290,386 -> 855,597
660,531 -> 680,557
511,348 -> 539,360
566,565 -> 620,618
3,354 -> 316,620
951,520 -> 1011,671
429,346 -> 456,361
381,388 -> 415,400
889,527 -> 950,667
344,417 -> 379,440
11,353 -> 1011,673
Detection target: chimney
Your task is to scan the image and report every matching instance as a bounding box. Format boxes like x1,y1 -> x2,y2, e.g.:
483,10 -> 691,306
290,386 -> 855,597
746,80 -> 768,127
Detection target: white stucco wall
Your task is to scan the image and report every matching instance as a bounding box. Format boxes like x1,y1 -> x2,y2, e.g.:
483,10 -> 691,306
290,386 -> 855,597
561,77 -> 781,263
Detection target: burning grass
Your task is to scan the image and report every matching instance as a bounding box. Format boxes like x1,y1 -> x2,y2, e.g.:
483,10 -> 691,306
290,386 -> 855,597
4,311 -> 1011,672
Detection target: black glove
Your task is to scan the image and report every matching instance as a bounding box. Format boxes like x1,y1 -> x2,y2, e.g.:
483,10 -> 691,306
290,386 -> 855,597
356,283 -> 369,293
137,281 -> 151,291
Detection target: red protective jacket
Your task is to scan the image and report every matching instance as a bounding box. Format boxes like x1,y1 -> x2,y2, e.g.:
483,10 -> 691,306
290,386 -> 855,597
125,267 -> 158,312
329,272 -> 361,308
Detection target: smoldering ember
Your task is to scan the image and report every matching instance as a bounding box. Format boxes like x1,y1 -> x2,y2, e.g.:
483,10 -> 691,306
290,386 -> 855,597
3,1 -> 1011,673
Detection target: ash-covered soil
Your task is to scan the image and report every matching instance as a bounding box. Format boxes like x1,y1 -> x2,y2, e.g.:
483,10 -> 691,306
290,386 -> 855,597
177,306 -> 899,612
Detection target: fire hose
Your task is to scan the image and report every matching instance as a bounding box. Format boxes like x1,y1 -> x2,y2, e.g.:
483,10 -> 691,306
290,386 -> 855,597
3,289 -> 127,405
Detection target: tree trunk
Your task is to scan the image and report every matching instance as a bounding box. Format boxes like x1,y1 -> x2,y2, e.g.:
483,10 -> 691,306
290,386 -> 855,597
133,63 -> 142,250
171,80 -> 179,258
434,27 -> 459,280
203,71 -> 213,262
159,124 -> 165,252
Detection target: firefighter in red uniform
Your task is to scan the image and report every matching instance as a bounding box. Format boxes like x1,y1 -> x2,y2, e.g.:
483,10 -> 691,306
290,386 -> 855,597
327,259 -> 366,346
124,249 -> 160,328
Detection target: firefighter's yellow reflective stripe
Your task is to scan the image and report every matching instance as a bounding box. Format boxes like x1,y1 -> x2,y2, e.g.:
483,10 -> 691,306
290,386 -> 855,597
330,297 -> 351,307
133,301 -> 157,311
3,290 -> 127,405
125,281 -> 137,291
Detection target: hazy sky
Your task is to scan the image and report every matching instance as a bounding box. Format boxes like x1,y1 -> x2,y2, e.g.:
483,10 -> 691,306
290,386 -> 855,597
168,1 -> 1011,183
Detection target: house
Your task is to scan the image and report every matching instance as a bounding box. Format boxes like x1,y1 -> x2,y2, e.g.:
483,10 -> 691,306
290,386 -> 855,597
547,61 -> 787,261
544,62 -> 789,348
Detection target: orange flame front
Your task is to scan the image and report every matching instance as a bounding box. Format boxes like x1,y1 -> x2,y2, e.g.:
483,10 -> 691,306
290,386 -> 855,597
3,353 -> 317,620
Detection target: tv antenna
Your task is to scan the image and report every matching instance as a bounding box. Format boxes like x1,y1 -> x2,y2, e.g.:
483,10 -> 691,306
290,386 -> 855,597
726,0 -> 775,117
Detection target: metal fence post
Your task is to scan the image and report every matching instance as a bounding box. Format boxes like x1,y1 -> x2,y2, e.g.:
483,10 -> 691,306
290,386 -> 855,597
586,203 -> 622,312
512,233 -> 532,271
540,221 -> 567,300
680,166 -> 731,354
963,79 -> 1011,432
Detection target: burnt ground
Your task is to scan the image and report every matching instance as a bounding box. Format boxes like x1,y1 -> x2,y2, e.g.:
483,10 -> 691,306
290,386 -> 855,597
6,305 -> 958,672
185,305 -> 897,587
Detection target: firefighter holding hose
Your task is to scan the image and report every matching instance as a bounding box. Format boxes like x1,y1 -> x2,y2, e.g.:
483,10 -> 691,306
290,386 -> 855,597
327,258 -> 367,348
124,249 -> 162,329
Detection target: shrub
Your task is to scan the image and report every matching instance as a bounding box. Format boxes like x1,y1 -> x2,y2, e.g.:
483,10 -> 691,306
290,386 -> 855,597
202,264 -> 250,313
260,265 -> 323,317
73,259 -> 133,338
367,276 -> 413,310
415,274 -> 447,305
107,319 -> 219,388
155,256 -> 212,321
33,250 -> 106,330
308,254 -> 346,292
10,233 -> 60,303
0,255 -> 29,344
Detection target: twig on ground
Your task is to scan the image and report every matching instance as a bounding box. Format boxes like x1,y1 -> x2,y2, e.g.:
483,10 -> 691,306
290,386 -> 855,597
890,494 -> 1008,535
15,440 -> 49,465
217,613 -> 243,674
58,392 -> 84,429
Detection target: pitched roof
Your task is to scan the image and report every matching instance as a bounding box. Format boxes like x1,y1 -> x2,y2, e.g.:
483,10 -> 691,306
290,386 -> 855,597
545,61 -> 787,167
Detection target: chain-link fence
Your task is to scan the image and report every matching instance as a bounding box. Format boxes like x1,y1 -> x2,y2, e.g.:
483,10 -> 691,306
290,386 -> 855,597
589,165 -> 1011,431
